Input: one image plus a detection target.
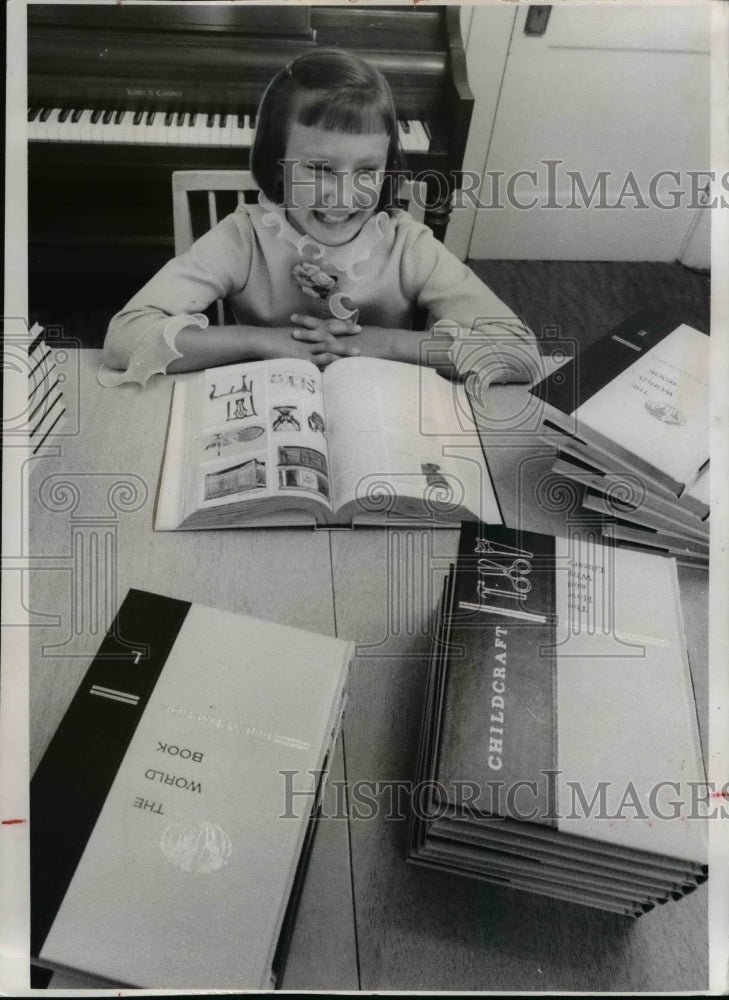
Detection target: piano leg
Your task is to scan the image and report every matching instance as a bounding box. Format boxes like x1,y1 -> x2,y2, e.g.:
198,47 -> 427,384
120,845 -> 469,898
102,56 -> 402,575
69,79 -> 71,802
421,172 -> 459,244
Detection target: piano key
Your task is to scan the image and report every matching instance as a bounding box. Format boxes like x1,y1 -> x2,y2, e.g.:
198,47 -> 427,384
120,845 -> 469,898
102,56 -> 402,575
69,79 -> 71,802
137,109 -> 157,144
220,114 -> 234,148
190,111 -> 211,146
96,109 -> 118,142
78,109 -> 94,143
30,107 -> 49,140
213,117 -> 227,145
99,108 -> 114,140
131,109 -> 148,141
38,108 -> 58,142
46,108 -> 61,142
233,114 -> 254,147
43,108 -> 62,141
57,109 -> 80,142
203,113 -> 217,145
89,109 -> 106,143
151,110 -> 168,145
404,120 -> 423,152
198,112 -> 215,146
32,104 -> 413,151
165,110 -> 180,145
54,107 -> 84,142
397,121 -> 414,152
118,110 -> 137,144
28,108 -> 40,140
206,113 -> 224,146
54,108 -> 77,142
111,112 -> 128,141
409,119 -> 429,152
199,112 -> 216,145
145,110 -> 161,144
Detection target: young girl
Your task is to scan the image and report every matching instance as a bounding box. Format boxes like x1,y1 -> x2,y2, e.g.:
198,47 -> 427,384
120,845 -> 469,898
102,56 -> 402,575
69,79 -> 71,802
101,48 -> 538,386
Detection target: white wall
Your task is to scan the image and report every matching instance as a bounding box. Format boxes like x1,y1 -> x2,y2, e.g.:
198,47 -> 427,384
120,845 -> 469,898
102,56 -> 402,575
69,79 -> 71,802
447,4 -> 711,264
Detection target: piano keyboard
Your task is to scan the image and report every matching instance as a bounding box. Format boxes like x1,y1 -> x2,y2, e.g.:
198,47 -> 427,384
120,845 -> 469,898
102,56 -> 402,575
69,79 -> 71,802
27,107 -> 431,153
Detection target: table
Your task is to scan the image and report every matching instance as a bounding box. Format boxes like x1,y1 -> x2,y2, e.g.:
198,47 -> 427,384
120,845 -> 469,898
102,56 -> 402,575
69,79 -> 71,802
29,350 -> 709,991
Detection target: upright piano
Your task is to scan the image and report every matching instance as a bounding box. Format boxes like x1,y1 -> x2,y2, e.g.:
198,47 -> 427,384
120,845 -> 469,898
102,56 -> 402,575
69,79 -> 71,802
27,3 -> 474,325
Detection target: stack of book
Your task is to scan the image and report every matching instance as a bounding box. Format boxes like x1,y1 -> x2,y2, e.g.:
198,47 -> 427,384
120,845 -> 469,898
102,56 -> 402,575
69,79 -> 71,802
31,589 -> 353,989
528,312 -> 709,566
409,524 -> 708,916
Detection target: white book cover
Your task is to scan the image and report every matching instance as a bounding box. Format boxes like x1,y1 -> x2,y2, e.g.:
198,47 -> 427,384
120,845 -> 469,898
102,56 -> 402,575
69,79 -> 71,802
31,590 -> 352,989
572,325 -> 709,490
531,314 -> 709,495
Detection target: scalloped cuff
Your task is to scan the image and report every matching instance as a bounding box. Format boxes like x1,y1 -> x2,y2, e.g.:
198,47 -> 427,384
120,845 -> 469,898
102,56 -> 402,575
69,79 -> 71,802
97,313 -> 208,387
431,317 -> 536,384
428,318 -> 462,370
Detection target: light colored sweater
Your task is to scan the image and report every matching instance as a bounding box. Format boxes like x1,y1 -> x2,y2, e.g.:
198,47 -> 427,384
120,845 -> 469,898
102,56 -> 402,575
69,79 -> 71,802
103,196 -> 538,381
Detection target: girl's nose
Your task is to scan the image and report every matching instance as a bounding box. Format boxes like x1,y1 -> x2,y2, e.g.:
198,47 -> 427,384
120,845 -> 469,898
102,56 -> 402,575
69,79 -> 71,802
320,170 -> 353,210
321,171 -> 379,212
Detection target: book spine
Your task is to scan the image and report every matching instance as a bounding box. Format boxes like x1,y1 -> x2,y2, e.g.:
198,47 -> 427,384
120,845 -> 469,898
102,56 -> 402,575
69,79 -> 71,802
447,525 -> 559,823
529,310 -> 681,413
582,490 -> 710,545
553,454 -> 709,538
543,431 -> 691,507
30,589 -> 192,958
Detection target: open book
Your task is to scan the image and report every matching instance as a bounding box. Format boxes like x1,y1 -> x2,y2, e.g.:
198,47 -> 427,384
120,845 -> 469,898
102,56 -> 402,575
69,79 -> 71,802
155,356 -> 502,529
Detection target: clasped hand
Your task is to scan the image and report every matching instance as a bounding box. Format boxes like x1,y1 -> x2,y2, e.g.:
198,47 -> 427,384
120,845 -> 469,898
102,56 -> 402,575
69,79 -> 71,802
286,313 -> 460,377
290,313 -> 361,367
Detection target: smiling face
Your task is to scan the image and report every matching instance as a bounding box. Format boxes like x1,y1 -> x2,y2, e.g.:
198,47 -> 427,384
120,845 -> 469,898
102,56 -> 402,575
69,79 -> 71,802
281,122 -> 390,247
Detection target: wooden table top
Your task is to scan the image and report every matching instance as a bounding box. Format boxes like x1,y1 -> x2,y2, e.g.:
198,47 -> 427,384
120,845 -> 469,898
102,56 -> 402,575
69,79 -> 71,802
28,350 -> 709,991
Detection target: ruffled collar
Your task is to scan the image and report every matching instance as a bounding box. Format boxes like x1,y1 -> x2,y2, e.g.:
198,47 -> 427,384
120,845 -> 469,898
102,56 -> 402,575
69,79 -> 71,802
256,192 -> 388,281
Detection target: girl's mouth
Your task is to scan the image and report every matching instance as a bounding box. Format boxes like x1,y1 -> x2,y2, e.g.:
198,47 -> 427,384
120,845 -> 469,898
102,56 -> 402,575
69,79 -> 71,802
313,210 -> 358,226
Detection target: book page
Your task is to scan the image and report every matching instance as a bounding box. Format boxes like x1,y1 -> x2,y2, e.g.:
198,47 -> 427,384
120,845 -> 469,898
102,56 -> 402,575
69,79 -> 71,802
323,357 -> 495,521
189,359 -> 333,515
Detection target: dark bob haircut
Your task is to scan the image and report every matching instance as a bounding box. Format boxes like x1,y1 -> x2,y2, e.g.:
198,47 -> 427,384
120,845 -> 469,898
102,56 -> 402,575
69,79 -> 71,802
251,48 -> 405,209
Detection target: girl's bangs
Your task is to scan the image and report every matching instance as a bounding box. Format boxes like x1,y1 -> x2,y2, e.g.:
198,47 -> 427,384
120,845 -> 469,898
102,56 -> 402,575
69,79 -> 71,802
297,93 -> 395,137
